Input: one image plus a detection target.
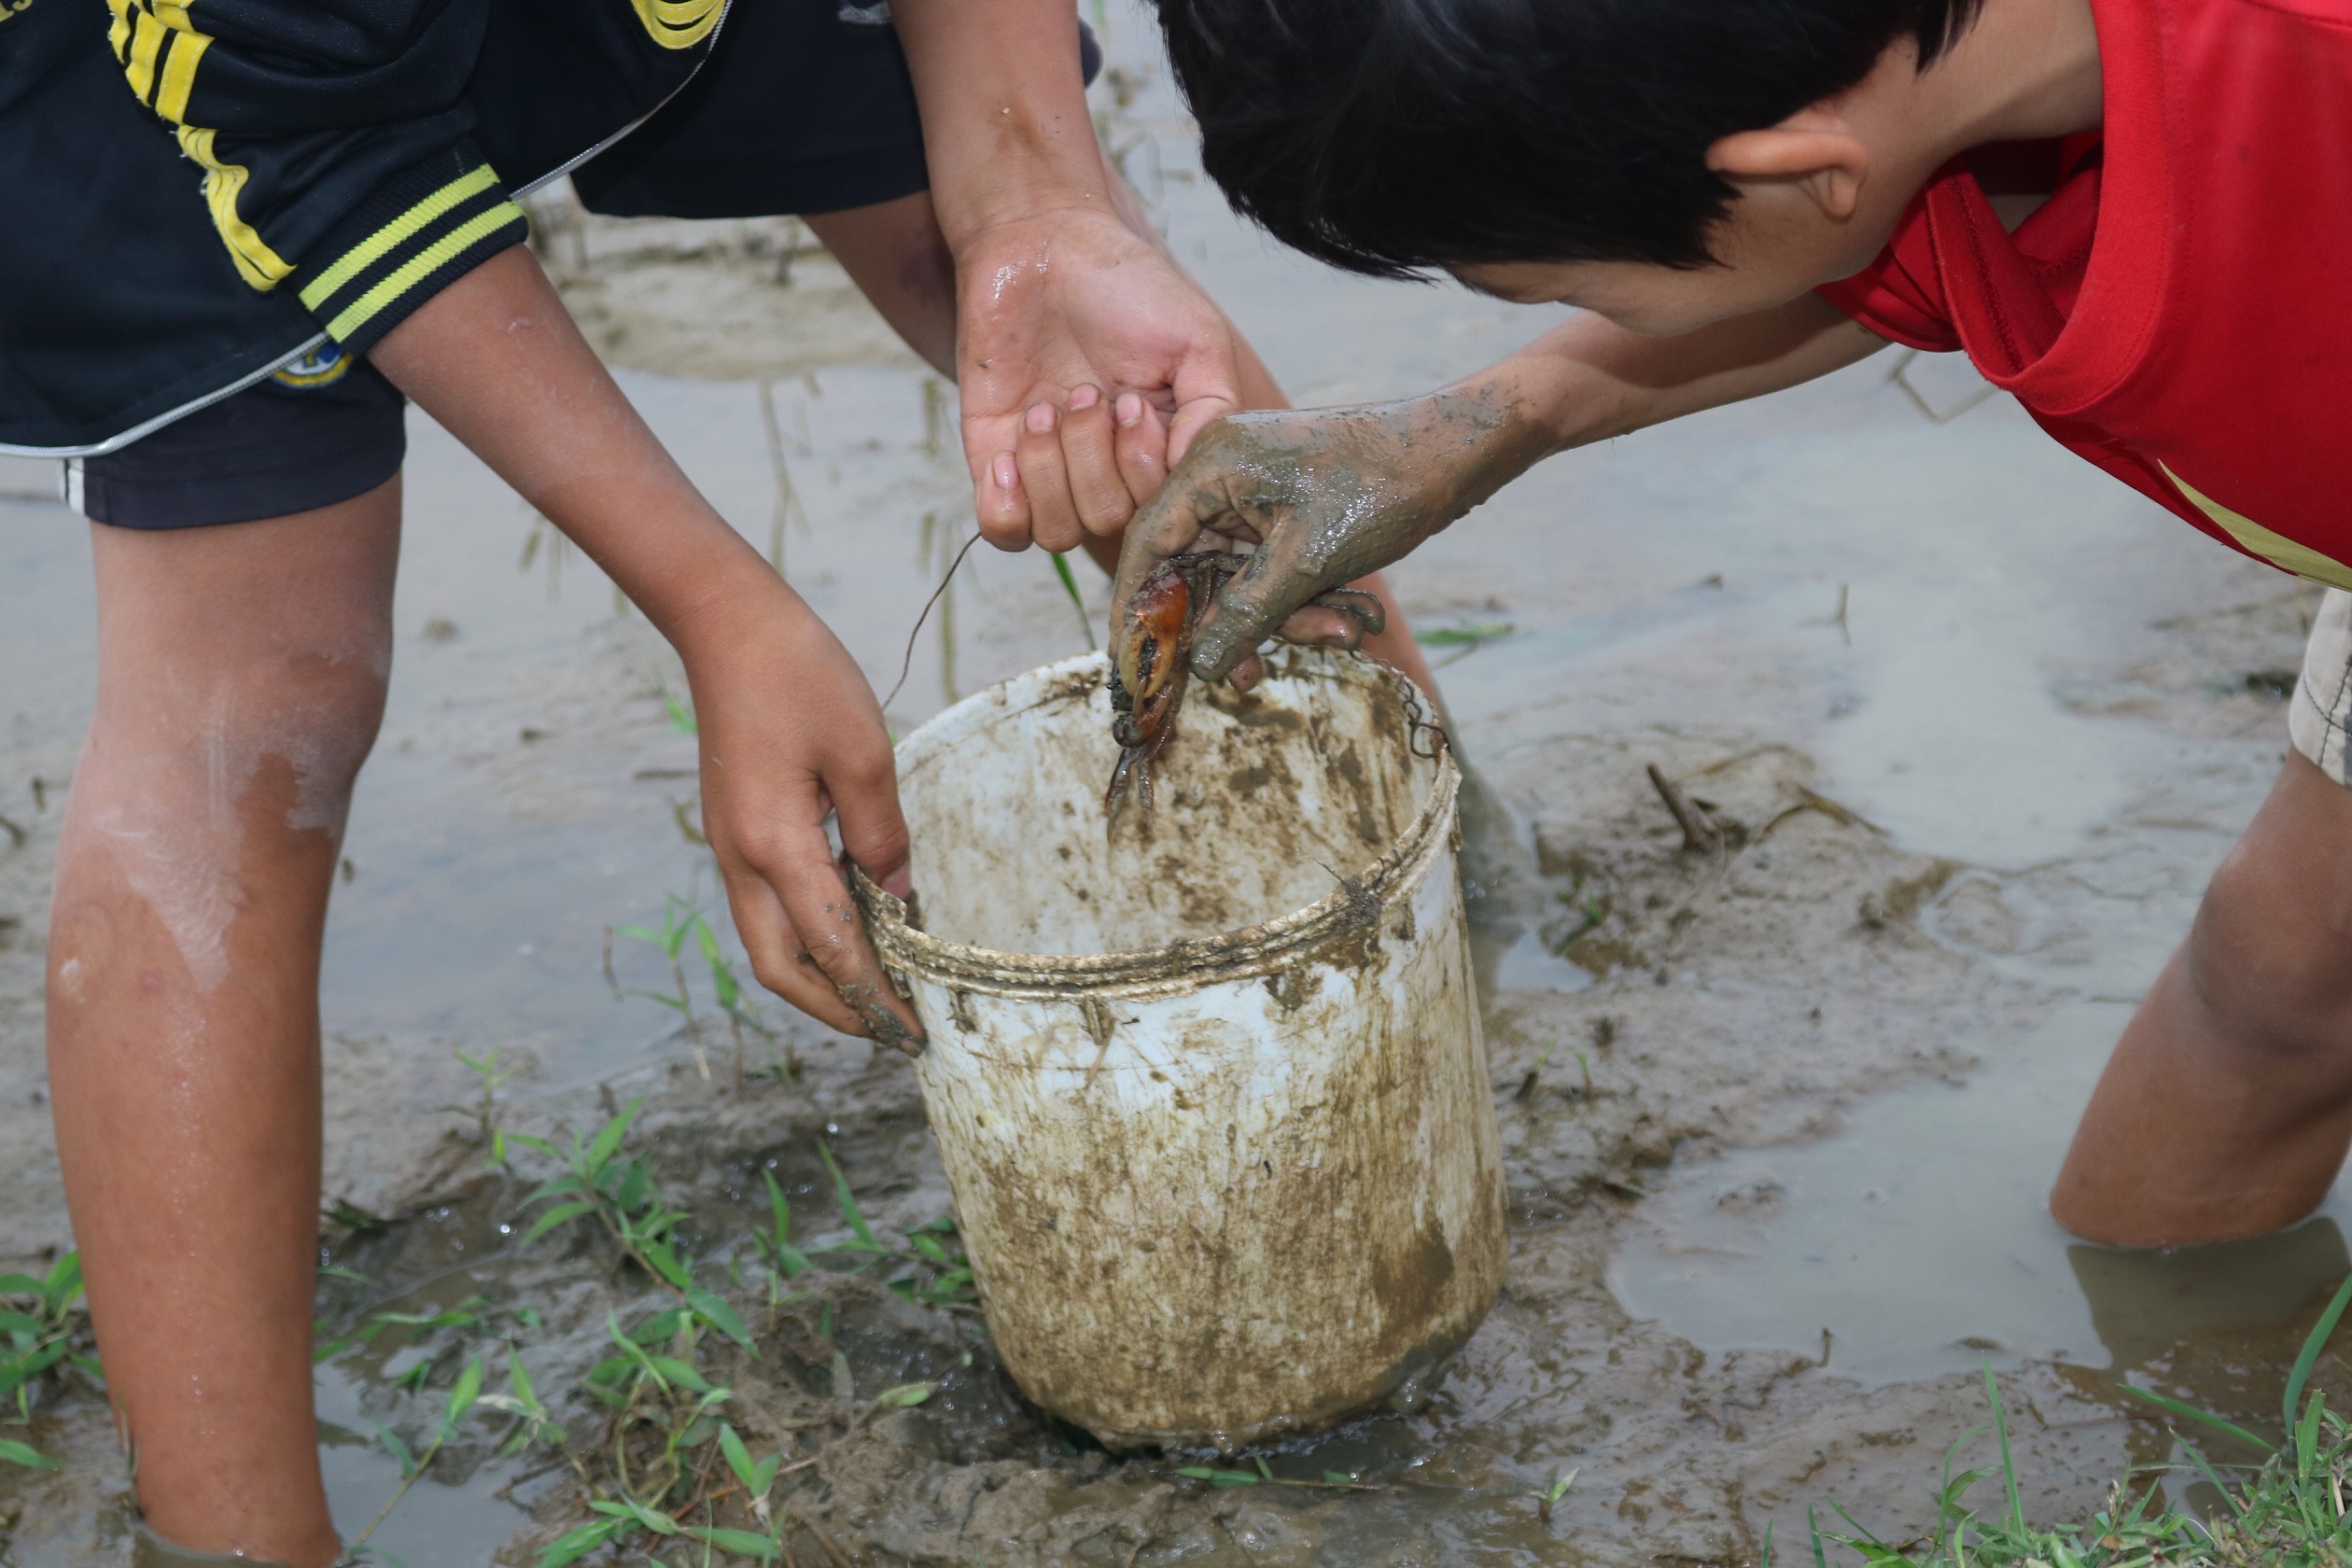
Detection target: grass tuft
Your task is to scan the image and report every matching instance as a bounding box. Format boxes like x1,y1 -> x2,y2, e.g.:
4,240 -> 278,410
1811,1287 -> 2352,1567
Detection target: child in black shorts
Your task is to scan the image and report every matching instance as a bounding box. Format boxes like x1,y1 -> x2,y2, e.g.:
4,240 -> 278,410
0,0 -> 1429,1557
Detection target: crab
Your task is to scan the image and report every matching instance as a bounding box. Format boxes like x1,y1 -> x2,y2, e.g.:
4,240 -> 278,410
1104,552 -> 1384,814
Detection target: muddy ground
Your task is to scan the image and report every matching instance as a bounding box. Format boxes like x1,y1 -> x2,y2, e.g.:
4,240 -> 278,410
2,6 -> 2344,1562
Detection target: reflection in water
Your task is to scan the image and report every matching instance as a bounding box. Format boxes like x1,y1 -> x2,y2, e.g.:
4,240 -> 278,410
1611,1001 -> 2352,1391
1457,761 -> 1594,999
2069,1217 -> 2352,1372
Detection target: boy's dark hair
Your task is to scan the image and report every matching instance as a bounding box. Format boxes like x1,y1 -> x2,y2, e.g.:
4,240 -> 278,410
1155,0 -> 1983,274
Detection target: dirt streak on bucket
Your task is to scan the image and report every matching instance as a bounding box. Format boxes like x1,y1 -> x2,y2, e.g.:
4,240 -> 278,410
855,648 -> 1505,1449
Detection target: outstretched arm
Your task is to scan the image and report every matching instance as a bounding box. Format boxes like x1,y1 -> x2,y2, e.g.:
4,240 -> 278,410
1113,294 -> 1886,680
371,245 -> 924,1048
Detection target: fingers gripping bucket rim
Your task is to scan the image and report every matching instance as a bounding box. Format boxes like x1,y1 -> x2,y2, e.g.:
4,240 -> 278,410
852,649 -> 1505,1449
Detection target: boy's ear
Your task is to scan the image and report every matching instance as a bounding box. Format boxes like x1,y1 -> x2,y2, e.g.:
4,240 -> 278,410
1705,119 -> 1872,222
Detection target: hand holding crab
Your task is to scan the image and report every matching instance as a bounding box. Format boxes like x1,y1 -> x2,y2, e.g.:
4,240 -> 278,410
1104,552 -> 1383,813
1103,391 -> 1545,812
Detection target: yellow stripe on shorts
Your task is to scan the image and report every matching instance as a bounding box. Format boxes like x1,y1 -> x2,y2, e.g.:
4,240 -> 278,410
323,202 -> 525,342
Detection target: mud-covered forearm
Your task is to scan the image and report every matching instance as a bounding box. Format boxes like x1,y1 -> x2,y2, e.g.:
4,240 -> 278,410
1498,292 -> 1887,454
1321,295 -> 1883,549
1111,390 -> 1554,679
1113,294 -> 1883,682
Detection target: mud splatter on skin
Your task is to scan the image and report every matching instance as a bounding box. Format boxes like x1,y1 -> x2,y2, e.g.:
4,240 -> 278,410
1110,385 -> 1550,682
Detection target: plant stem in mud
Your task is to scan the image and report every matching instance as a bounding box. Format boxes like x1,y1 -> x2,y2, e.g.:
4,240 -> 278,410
343,1354 -> 484,1560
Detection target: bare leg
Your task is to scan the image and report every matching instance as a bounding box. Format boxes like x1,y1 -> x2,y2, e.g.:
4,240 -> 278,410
804,193 -> 959,380
810,189 -> 1446,704
47,482 -> 399,1563
2052,752 -> 2352,1247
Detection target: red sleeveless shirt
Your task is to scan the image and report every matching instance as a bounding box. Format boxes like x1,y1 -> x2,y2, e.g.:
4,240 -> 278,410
1818,0 -> 2352,587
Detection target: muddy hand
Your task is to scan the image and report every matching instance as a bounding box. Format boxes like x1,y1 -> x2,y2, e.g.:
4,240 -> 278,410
689,587 -> 926,1052
1111,389 -> 1550,682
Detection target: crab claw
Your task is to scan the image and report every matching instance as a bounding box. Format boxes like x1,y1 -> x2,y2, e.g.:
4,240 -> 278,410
1110,561 -> 1194,729
1105,553 -> 1257,814
1105,558 -> 1196,812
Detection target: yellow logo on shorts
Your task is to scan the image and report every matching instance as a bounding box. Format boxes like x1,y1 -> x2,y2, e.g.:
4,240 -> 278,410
272,347 -> 354,389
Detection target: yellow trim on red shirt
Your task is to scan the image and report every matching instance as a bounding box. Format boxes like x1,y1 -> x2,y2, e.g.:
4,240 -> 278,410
2163,464 -> 2352,592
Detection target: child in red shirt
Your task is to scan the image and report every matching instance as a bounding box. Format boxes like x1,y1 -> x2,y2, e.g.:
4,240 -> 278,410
1120,0 -> 2352,1248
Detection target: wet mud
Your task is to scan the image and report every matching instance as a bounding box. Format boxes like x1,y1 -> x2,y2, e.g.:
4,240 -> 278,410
524,201 -> 929,383
0,2 -> 2342,1561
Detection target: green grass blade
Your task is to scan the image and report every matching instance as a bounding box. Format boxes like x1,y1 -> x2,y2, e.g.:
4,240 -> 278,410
523,1174 -> 587,1204
1176,1465 -> 1262,1487
2177,1439 -> 2250,1519
607,1311 -> 671,1393
0,1437 -> 61,1470
2296,1388 -> 2325,1477
762,1170 -> 811,1277
636,1239 -> 694,1291
763,1169 -> 791,1243
633,1308 -> 692,1344
441,1354 -> 484,1431
645,1355 -> 710,1393
1983,1361 -> 2025,1534
508,1352 -> 542,1416
686,1528 -> 781,1560
371,1422 -> 418,1479
1825,1500 -> 1888,1548
539,1518 -> 629,1568
685,1287 -> 756,1351
520,1201 -> 596,1246
720,1422 -> 763,1495
581,1098 -> 643,1180
2283,1272 -> 2352,1430
818,1141 -> 880,1250
873,1381 -> 935,1409
43,1252 -> 82,1310
1051,553 -> 1097,651
2121,1382 -> 2277,1453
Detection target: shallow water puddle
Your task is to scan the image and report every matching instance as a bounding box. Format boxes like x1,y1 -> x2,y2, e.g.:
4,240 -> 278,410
1611,999 -> 2352,1389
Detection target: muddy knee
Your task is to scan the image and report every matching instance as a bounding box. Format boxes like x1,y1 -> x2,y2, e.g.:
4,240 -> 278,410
65,641 -> 390,896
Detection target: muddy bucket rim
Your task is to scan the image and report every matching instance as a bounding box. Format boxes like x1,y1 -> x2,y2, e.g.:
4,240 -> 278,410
853,649 -> 1458,1001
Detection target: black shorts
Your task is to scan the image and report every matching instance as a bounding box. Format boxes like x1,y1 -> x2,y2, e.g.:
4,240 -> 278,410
572,1 -> 1100,218
72,347 -> 408,531
79,0 -> 1098,531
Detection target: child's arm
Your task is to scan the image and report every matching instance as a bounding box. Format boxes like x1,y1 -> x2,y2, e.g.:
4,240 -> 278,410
890,0 -> 1243,551
370,245 -> 924,1048
1113,293 -> 1885,681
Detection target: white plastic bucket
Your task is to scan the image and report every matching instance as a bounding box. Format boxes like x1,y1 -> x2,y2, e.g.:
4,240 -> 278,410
857,647 -> 1504,1449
